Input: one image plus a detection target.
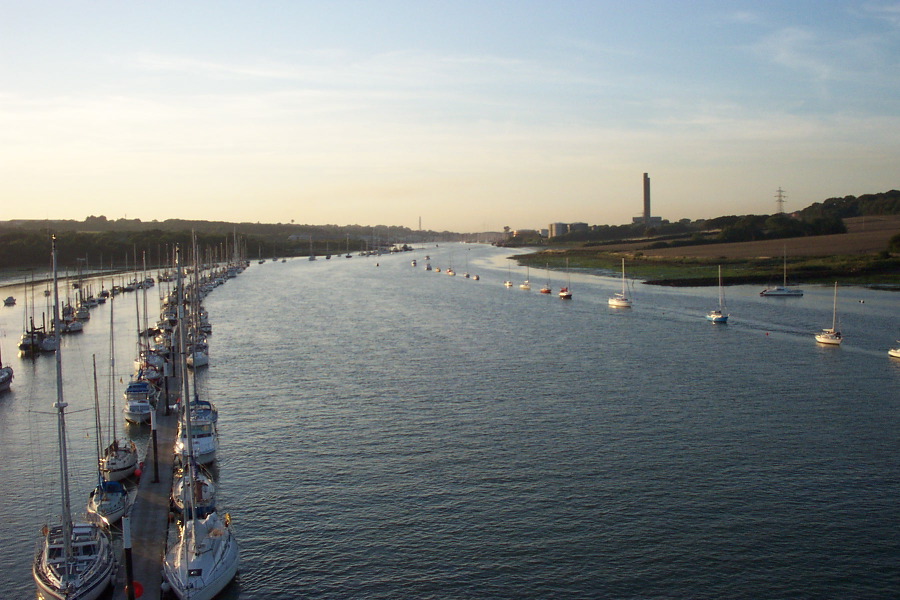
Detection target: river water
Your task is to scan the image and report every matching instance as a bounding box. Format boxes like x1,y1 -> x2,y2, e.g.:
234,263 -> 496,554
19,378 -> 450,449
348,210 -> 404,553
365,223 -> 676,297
1,243 -> 899,599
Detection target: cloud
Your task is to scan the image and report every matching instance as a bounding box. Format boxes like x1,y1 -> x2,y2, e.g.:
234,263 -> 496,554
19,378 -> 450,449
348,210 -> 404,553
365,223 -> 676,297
754,27 -> 833,81
862,2 -> 900,26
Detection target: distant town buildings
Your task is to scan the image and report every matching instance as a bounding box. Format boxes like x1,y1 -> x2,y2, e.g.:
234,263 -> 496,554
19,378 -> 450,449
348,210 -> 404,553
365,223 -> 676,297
549,222 -> 569,237
543,173 -> 663,238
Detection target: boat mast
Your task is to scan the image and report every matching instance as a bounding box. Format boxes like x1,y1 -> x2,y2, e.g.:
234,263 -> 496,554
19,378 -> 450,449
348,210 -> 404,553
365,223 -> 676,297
50,236 -> 75,581
108,295 -> 117,445
718,265 -> 725,310
176,244 -> 198,553
783,248 -> 788,288
92,354 -> 105,487
831,282 -> 838,330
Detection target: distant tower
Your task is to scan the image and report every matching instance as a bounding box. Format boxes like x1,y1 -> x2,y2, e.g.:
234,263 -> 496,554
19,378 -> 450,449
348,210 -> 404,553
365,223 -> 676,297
643,173 -> 651,225
775,188 -> 787,214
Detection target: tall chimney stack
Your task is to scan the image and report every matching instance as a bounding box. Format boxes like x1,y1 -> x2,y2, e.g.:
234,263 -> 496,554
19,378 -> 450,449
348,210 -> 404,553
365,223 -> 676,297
643,173 -> 651,225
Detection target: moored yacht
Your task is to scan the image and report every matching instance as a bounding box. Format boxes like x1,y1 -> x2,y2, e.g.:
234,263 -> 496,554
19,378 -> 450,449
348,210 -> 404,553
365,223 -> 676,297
608,258 -> 632,308
815,282 -> 842,345
122,379 -> 156,424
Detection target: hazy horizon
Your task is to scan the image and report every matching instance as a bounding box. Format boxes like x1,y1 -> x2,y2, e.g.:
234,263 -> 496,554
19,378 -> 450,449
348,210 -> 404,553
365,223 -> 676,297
2,1 -> 899,232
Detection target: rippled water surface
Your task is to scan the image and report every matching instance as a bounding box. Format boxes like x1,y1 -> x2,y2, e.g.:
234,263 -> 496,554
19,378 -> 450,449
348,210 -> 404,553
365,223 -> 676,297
1,243 -> 899,599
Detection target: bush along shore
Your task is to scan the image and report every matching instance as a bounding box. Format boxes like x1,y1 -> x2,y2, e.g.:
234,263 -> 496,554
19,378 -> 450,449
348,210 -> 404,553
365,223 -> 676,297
514,250 -> 900,288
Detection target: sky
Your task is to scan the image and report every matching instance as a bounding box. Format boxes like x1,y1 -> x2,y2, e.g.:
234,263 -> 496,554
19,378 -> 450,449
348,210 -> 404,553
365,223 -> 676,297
1,1 -> 899,233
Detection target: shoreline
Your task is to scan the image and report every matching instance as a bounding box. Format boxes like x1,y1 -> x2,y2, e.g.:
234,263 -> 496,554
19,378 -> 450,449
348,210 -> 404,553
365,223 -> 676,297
513,250 -> 900,289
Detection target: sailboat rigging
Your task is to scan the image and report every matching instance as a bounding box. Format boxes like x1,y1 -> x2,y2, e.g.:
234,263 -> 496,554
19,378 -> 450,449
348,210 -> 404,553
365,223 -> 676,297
34,236 -> 115,600
706,265 -> 729,323
608,258 -> 632,307
815,282 -> 842,345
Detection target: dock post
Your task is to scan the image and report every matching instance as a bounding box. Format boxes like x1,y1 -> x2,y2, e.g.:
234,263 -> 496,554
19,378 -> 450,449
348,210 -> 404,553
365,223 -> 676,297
163,359 -> 171,416
150,408 -> 159,483
123,515 -> 136,600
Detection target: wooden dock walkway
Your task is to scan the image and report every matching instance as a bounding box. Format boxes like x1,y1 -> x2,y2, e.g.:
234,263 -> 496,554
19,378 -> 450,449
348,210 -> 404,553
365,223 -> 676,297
113,377 -> 178,600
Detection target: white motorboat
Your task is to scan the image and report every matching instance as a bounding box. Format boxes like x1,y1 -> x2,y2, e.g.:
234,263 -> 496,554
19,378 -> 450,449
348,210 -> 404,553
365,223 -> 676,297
175,416 -> 218,465
815,282 -> 842,345
123,379 -> 156,424
609,258 -> 632,308
706,265 -> 729,324
34,237 -> 115,600
889,344 -> 900,359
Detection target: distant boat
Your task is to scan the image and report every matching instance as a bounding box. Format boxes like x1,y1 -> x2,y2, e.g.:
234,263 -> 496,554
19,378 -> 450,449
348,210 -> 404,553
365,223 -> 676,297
540,264 -> 551,294
761,248 -> 803,296
889,343 -> 900,359
504,259 -> 513,288
706,265 -> 729,323
559,258 -> 572,299
608,258 -> 632,308
519,266 -> 531,290
815,282 -> 842,345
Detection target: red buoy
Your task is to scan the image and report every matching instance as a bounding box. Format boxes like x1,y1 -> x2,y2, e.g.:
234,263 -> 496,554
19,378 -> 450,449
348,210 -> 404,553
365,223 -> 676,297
131,580 -> 144,598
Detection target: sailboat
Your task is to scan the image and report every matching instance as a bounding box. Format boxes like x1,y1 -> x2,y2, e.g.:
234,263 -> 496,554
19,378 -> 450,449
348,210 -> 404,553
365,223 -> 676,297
87,356 -> 128,527
100,301 -> 137,481
34,236 -> 115,600
815,282 -> 842,345
519,266 -> 531,290
706,265 -> 729,323
608,258 -> 632,307
504,259 -> 513,288
308,235 -> 316,261
164,245 -> 239,600
760,248 -> 803,296
558,258 -> 572,299
171,461 -> 217,519
0,342 -> 13,392
540,264 -> 552,294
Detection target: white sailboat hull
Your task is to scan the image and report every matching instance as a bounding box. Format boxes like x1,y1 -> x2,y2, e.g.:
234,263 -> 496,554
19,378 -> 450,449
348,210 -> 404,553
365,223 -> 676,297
164,514 -> 239,600
33,522 -> 115,600
760,287 -> 803,297
815,330 -> 842,345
